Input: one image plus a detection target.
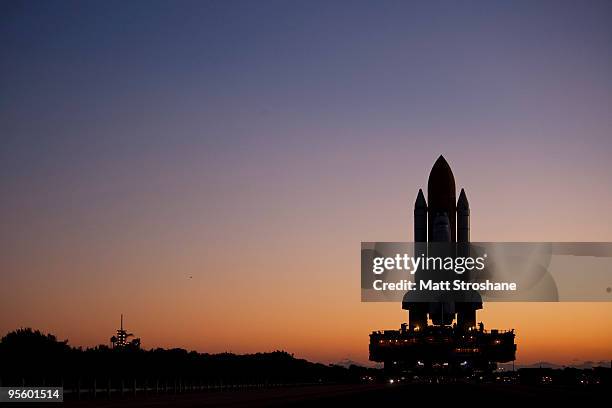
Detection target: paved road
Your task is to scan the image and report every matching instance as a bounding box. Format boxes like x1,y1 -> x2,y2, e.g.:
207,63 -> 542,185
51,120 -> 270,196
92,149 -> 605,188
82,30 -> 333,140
61,383 -> 607,407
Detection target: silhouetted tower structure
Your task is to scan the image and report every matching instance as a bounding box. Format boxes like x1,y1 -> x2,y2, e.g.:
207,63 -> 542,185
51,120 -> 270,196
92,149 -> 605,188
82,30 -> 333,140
110,314 -> 141,349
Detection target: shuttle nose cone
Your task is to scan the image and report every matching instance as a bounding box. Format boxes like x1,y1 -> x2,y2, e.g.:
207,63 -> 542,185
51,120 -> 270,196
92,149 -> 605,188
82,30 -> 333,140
428,155 -> 456,242
429,156 -> 454,184
428,156 -> 455,200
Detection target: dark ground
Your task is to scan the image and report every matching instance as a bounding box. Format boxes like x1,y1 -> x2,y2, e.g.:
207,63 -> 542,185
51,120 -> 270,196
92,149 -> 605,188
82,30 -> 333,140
48,383 -> 607,407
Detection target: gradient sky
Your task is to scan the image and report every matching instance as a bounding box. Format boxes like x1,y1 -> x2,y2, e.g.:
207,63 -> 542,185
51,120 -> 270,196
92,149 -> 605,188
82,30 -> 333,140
1,0 -> 612,366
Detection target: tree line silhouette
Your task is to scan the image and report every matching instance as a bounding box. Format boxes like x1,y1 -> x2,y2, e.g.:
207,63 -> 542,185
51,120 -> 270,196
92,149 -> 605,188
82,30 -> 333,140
0,328 -> 378,388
